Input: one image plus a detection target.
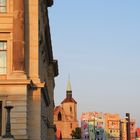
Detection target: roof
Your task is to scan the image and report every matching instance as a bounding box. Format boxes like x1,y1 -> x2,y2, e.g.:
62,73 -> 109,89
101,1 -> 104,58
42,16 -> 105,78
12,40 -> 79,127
54,105 -> 63,115
61,97 -> 77,104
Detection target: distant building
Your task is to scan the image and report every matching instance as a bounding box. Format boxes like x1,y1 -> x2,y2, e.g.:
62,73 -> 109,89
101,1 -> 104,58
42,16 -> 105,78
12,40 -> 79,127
81,112 -> 137,140
120,119 -> 127,140
81,112 -> 106,140
130,120 -> 136,140
81,113 -> 90,140
81,112 -> 122,140
104,113 -> 120,140
136,128 -> 140,140
54,80 -> 78,139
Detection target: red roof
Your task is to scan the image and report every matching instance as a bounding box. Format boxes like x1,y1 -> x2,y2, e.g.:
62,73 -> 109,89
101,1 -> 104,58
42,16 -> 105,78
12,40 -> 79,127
61,97 -> 77,104
54,106 -> 62,115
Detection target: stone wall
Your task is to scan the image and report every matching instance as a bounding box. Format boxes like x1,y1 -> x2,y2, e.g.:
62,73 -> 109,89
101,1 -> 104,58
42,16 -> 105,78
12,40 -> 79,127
0,84 -> 29,140
0,0 -> 58,139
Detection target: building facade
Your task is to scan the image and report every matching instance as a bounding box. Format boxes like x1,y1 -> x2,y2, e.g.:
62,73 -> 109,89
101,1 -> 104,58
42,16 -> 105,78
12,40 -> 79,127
104,113 -> 120,140
54,80 -> 78,139
81,112 -> 137,140
130,120 -> 136,140
120,119 -> 127,140
81,112 -> 121,140
0,0 -> 58,140
81,112 -> 106,140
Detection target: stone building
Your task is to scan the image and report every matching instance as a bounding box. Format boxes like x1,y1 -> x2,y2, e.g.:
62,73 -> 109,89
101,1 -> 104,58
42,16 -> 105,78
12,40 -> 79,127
130,120 -> 136,140
0,0 -> 58,140
54,80 -> 78,139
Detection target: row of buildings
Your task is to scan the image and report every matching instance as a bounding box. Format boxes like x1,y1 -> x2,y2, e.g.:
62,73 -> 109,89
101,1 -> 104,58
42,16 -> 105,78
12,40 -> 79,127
81,112 -> 139,140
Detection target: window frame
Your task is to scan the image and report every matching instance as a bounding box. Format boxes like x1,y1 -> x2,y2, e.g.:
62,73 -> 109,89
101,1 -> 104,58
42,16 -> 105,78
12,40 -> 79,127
0,41 -> 7,75
0,0 -> 7,13
70,106 -> 72,112
0,33 -> 12,79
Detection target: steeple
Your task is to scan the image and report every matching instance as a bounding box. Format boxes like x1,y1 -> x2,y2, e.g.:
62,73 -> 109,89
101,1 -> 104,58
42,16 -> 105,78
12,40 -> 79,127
61,78 -> 77,104
66,78 -> 72,98
66,79 -> 72,91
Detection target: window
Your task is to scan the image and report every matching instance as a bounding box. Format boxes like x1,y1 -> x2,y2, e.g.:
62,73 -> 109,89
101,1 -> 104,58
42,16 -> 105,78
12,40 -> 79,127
0,101 -> 2,136
0,0 -> 7,13
70,123 -> 72,128
70,106 -> 72,112
0,41 -> 7,74
58,112 -> 62,121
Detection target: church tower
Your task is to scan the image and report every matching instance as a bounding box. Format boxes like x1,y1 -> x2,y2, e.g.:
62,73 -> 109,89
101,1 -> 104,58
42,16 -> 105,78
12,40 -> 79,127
54,79 -> 78,139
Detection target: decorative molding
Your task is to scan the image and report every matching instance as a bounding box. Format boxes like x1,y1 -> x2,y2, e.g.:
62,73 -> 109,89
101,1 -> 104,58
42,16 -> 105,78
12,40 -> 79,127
47,0 -> 53,7
0,30 -> 12,33
0,79 -> 30,85
27,80 -> 45,90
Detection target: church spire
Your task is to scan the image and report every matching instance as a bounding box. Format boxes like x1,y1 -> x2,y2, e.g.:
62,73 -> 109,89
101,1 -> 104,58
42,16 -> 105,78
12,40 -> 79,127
66,79 -> 72,92
61,77 -> 77,104
66,77 -> 72,98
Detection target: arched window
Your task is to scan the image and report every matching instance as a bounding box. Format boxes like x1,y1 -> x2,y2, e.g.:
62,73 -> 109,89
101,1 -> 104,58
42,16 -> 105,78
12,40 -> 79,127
58,112 -> 62,121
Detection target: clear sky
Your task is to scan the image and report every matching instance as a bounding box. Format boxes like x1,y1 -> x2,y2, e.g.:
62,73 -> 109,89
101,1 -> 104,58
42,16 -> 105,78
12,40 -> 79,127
49,0 -> 140,126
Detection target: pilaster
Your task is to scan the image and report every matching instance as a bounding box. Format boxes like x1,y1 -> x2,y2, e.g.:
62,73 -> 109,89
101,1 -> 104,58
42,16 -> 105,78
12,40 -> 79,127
13,0 -> 25,71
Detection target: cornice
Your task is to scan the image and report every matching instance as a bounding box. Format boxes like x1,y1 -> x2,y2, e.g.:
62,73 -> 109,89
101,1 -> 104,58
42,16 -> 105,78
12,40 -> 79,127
0,29 -> 13,33
47,0 -> 53,7
28,80 -> 45,89
0,79 -> 30,85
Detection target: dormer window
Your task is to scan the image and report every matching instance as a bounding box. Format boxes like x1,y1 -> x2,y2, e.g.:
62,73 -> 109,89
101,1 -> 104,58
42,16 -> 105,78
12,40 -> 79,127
0,0 -> 7,13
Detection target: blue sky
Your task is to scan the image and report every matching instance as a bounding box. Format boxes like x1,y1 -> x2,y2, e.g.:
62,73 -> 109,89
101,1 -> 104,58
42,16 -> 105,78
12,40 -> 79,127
49,0 -> 140,126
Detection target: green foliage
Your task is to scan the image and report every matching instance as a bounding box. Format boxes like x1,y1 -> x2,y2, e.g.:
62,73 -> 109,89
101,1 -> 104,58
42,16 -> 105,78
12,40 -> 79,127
71,127 -> 81,139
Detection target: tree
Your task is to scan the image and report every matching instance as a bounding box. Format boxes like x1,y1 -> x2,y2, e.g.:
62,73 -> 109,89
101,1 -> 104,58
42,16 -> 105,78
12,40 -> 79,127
71,127 -> 81,139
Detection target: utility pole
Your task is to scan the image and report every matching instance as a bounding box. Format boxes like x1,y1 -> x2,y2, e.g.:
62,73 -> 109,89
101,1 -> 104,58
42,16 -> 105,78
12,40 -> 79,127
126,113 -> 131,140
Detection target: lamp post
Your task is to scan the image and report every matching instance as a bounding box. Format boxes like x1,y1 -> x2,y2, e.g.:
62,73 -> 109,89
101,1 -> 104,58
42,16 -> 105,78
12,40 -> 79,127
126,113 -> 131,140
2,105 -> 14,139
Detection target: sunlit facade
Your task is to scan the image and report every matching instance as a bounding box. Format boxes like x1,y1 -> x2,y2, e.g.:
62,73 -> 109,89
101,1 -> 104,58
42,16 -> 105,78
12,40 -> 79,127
0,0 -> 58,139
54,80 -> 78,139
